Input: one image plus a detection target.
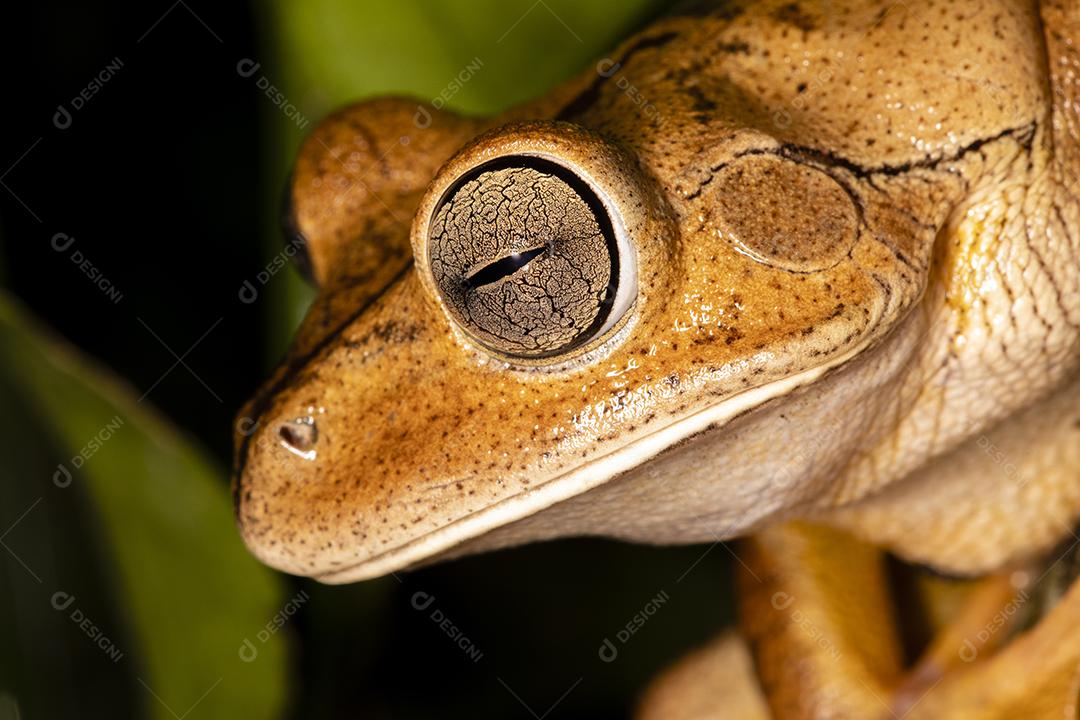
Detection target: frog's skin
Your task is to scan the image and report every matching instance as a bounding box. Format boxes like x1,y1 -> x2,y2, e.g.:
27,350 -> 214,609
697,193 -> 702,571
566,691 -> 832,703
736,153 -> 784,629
236,0 -> 1079,580
235,0 -> 1080,713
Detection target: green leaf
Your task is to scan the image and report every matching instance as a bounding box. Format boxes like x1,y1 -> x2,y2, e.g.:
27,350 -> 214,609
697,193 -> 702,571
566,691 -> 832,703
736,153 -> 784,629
268,0 -> 667,117
0,293 -> 288,720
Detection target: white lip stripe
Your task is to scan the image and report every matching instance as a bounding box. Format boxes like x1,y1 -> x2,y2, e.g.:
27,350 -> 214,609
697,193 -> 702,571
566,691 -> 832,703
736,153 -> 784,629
316,337 -> 871,583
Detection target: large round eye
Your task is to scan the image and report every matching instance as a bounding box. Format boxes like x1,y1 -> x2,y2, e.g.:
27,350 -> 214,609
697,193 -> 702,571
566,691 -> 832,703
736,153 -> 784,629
427,157 -> 633,359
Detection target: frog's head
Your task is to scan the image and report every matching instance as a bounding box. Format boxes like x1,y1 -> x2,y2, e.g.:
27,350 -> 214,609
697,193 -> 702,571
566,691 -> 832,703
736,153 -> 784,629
234,1 -> 1075,581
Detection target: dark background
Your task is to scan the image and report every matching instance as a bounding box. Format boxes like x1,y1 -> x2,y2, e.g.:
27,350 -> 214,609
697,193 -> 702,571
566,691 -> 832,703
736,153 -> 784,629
1,1 -> 735,717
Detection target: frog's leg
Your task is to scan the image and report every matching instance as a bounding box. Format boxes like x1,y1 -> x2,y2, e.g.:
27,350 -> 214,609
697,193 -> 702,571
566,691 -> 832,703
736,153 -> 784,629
638,519 -> 1080,719
633,523 -> 905,720
635,631 -> 770,720
750,524 -> 1080,719
736,522 -> 907,719
900,556 -> 1080,718
737,523 -> 1053,720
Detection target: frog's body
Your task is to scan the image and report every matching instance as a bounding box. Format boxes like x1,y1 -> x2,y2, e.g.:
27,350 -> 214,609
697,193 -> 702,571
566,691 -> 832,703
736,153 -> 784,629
235,0 -> 1080,715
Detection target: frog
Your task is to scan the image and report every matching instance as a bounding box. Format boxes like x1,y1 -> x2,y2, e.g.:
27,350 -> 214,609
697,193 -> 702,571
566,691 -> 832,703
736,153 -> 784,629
234,0 -> 1080,715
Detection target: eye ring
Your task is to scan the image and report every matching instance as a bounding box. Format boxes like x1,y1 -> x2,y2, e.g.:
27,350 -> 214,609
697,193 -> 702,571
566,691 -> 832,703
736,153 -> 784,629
426,154 -> 637,361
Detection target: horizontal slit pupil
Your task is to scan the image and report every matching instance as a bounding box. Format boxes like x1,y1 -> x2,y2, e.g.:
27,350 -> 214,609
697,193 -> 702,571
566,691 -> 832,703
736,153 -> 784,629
464,246 -> 547,289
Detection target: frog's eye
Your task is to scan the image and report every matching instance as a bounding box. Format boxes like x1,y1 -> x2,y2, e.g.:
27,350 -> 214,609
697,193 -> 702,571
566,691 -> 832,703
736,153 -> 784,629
426,156 -> 636,360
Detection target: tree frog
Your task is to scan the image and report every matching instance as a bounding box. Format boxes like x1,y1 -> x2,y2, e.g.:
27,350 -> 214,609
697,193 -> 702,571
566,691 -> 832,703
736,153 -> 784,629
235,0 -> 1080,714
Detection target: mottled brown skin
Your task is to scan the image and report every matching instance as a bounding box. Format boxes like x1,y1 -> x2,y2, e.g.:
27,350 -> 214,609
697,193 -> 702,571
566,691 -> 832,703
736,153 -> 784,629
236,0 -> 1080,716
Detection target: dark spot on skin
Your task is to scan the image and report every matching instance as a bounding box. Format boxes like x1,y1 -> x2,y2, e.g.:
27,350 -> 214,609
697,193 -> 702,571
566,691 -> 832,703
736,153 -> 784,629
773,2 -> 816,32
717,40 -> 751,55
372,321 -> 423,344
687,85 -> 718,113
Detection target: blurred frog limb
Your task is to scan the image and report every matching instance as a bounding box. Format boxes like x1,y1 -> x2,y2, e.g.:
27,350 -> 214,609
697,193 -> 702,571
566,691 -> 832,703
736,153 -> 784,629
636,521 -> 1080,720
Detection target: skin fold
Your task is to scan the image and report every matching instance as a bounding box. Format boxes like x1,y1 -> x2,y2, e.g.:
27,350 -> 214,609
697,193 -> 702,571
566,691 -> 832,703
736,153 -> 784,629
234,0 -> 1080,715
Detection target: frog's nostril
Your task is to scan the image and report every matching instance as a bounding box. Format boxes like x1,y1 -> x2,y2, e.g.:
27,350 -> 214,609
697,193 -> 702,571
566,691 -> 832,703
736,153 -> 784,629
279,418 -> 318,456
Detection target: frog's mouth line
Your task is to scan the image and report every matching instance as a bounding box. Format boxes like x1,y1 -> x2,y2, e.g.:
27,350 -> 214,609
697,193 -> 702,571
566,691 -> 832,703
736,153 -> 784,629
314,335 -> 875,584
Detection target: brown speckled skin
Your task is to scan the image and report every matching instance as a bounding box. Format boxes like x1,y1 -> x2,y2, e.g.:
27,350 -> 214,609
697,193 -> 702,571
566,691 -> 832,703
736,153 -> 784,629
234,0 -> 1080,587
